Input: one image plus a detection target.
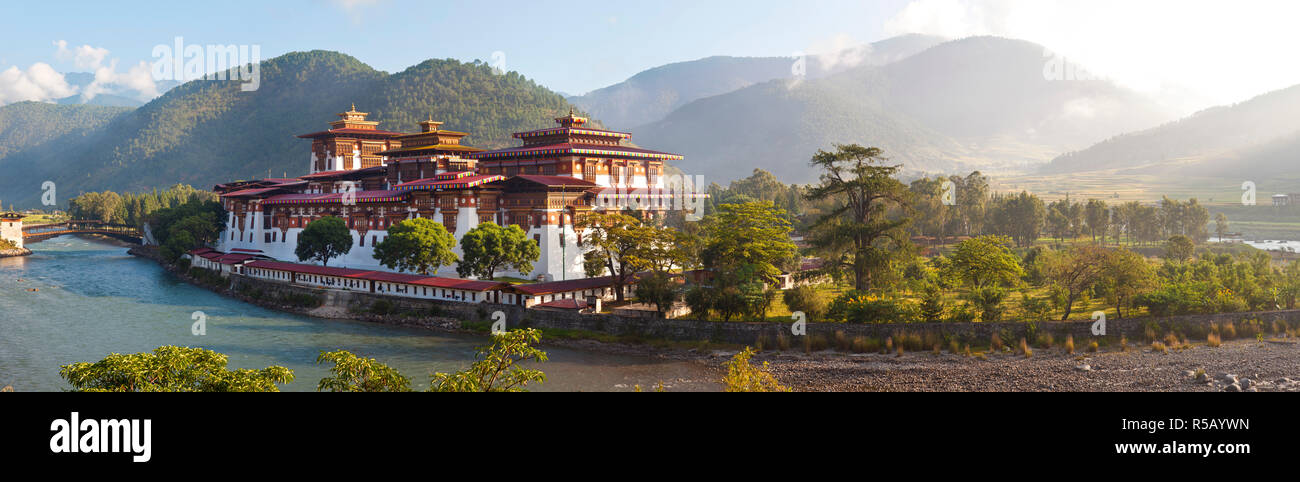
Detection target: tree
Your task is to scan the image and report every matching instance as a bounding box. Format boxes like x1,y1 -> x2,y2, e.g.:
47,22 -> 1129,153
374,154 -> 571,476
1043,246 -> 1109,320
1099,249 -> 1155,319
783,285 -> 828,321
988,191 -> 1045,248
1165,235 -> 1195,262
59,346 -> 294,392
296,216 -> 353,266
804,144 -> 912,291
1214,212 -> 1230,241
576,212 -> 649,302
700,201 -> 798,285
430,329 -> 548,392
161,230 -> 196,263
635,272 -> 679,316
943,235 -> 1024,289
372,218 -> 459,275
1085,199 -> 1109,244
722,348 -> 789,392
315,350 -> 412,392
918,283 -> 945,323
456,222 -> 540,279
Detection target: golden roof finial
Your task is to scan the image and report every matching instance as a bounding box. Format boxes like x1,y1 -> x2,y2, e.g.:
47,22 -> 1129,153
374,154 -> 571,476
350,102 -> 356,112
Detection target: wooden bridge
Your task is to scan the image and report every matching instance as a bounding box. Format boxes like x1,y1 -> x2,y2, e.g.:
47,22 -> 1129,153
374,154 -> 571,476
22,220 -> 143,244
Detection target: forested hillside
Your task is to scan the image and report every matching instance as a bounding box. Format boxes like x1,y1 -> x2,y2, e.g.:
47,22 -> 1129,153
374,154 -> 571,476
0,50 -> 587,208
0,102 -> 131,159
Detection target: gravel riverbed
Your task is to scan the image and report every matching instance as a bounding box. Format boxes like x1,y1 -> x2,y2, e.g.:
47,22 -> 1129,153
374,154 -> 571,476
755,338 -> 1300,392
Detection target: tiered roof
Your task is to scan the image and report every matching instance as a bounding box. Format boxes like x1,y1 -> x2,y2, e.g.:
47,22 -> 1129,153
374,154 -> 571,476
468,110 -> 682,162
394,174 -> 505,192
297,104 -> 404,139
261,190 -> 408,206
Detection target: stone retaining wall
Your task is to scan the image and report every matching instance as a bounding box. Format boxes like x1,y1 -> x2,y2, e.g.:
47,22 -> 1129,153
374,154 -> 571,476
0,248 -> 31,258
223,270 -> 1300,346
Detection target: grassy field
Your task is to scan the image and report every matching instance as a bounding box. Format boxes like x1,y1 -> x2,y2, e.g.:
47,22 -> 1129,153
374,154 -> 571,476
992,171 -> 1300,240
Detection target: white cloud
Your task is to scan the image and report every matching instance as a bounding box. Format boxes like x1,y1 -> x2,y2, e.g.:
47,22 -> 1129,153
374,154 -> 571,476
53,40 -> 111,70
804,33 -> 870,72
82,60 -> 160,102
0,62 -> 76,104
884,0 -> 1300,112
44,40 -> 161,103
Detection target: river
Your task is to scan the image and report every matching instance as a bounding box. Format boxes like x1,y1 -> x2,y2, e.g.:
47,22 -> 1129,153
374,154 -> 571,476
0,236 -> 720,392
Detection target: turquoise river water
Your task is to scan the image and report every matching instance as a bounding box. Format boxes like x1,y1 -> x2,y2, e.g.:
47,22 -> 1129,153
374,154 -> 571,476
0,236 -> 720,391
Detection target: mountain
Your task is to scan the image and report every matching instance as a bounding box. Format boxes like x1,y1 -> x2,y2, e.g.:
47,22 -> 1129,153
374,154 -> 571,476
0,51 -> 590,207
53,72 -> 178,107
568,34 -> 947,130
632,36 -> 1176,185
0,101 -> 131,159
56,93 -> 144,107
1043,84 -> 1300,177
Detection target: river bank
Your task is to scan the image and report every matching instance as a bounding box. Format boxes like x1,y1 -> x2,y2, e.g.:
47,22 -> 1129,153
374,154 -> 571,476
0,248 -> 31,258
755,338 -> 1300,392
126,245 -> 732,366
125,244 -> 1300,392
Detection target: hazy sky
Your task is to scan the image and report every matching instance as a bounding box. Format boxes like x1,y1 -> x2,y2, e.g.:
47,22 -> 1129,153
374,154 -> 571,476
2,0 -> 1298,112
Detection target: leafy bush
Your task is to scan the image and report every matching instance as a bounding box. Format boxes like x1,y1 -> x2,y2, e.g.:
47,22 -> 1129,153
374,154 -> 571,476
782,285 -> 827,320
722,347 -> 789,392
827,291 -> 921,324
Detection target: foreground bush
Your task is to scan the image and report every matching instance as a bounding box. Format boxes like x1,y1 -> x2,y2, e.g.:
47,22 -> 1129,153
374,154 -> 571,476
316,350 -> 412,392
430,328 -> 548,392
722,348 -> 790,392
60,345 -> 294,392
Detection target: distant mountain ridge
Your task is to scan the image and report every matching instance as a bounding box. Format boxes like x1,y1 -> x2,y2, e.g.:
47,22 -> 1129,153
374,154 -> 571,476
0,50 -> 590,207
1043,84 -> 1300,178
568,34 -> 948,130
632,36 -> 1176,185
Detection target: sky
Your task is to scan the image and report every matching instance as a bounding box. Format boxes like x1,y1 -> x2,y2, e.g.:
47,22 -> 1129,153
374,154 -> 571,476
2,0 -> 1300,112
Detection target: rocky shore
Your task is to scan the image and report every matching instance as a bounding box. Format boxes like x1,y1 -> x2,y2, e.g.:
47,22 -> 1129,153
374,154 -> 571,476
753,338 -> 1300,392
0,248 -> 32,258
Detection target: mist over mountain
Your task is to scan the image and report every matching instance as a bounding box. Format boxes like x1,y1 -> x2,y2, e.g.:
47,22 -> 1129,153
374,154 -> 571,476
1044,84 -> 1300,179
568,34 -> 947,130
633,36 -> 1176,185
0,51 -> 588,207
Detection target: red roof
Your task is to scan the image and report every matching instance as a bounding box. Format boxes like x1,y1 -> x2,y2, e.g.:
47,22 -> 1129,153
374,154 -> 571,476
231,248 -> 264,253
215,253 -> 259,265
299,166 -> 386,180
188,247 -> 216,255
243,260 -> 507,292
511,275 -> 635,296
245,260 -> 373,278
470,143 -> 682,161
349,271 -> 427,284
412,277 -> 507,292
535,298 -> 588,310
221,187 -> 284,198
505,175 -> 599,188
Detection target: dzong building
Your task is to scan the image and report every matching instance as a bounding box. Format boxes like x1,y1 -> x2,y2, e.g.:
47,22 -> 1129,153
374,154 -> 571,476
215,105 -> 697,281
